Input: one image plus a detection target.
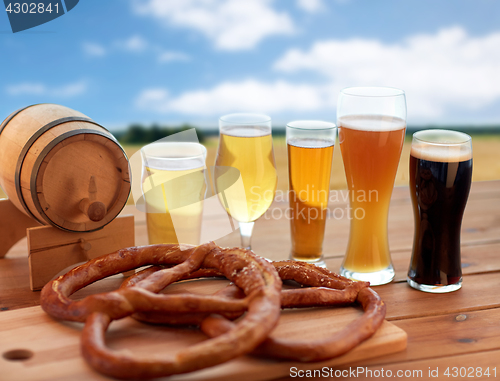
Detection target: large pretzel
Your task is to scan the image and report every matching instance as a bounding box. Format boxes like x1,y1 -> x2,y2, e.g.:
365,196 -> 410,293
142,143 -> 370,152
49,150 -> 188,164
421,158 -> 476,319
123,260 -> 386,362
40,243 -> 282,379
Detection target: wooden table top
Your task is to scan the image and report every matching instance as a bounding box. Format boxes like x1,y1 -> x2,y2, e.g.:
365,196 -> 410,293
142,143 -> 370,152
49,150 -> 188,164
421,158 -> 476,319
1,180 -> 499,380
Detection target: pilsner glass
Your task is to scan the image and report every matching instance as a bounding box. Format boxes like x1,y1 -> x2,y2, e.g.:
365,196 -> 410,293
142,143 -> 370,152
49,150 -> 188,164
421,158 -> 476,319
141,142 -> 207,245
337,87 -> 406,285
407,130 -> 472,293
287,120 -> 336,267
215,113 -> 277,249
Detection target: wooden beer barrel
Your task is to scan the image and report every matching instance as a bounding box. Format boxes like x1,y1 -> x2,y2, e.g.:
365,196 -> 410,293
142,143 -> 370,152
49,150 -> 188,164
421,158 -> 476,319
0,104 -> 131,232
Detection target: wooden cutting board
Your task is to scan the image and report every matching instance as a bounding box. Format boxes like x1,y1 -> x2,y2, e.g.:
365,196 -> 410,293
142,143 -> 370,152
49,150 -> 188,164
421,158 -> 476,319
0,279 -> 407,381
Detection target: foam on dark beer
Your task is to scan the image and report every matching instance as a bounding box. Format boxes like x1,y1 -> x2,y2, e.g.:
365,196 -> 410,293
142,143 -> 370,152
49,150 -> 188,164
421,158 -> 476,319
411,130 -> 472,163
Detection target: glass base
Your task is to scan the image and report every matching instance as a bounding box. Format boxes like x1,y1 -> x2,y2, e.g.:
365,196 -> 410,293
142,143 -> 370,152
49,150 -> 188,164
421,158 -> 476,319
340,265 -> 395,286
290,255 -> 326,268
407,278 -> 462,293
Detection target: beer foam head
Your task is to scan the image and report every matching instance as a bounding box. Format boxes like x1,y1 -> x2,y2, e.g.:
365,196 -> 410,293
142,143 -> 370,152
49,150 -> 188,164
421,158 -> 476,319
411,129 -> 472,162
141,142 -> 207,170
338,114 -> 406,132
287,120 -> 336,130
220,113 -> 272,137
221,126 -> 271,137
288,138 -> 334,149
287,120 -> 336,146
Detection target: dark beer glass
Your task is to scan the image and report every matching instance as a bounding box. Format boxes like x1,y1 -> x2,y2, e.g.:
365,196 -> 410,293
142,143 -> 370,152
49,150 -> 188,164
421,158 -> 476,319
407,130 -> 472,293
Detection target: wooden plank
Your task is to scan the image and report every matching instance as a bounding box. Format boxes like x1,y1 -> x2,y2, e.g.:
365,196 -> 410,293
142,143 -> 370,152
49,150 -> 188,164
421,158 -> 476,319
0,256 -> 40,311
0,214 -> 145,311
0,199 -> 40,258
465,179 -> 500,196
28,216 -> 135,290
0,284 -> 406,381
375,272 -> 500,321
273,307 -> 500,380
325,241 -> 500,284
362,307 -> 500,367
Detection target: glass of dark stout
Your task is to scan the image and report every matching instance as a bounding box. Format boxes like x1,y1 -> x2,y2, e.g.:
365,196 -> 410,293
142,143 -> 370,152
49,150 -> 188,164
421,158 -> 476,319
407,130 -> 473,293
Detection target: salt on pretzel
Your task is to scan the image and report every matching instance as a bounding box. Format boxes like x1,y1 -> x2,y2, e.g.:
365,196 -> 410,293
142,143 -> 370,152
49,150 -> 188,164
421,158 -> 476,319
40,243 -> 282,380
123,260 -> 386,362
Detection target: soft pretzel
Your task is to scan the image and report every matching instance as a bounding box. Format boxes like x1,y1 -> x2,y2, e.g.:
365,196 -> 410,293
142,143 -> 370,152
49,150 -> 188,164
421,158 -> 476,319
40,243 -> 282,379
201,286 -> 385,362
123,260 -> 386,362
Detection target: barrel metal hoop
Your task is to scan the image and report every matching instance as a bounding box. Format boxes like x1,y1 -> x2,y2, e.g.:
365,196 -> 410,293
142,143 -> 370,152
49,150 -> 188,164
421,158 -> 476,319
30,129 -> 127,232
14,116 -> 117,221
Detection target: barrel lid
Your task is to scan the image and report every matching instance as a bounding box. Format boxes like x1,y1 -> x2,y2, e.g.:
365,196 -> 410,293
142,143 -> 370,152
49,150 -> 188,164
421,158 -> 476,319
31,130 -> 130,232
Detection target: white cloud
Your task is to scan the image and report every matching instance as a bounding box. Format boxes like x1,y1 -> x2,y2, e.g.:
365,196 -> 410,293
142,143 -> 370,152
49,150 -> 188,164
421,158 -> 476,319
158,51 -> 190,63
135,27 -> 500,121
274,26 -> 500,119
6,80 -> 88,98
131,0 -> 294,50
116,35 -> 149,52
136,79 -> 331,115
296,0 -> 324,13
6,83 -> 45,95
109,36 -> 190,64
82,42 -> 106,57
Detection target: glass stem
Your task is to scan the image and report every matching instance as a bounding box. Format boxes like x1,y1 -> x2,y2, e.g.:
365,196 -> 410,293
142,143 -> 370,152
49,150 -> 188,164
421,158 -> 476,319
238,221 -> 255,250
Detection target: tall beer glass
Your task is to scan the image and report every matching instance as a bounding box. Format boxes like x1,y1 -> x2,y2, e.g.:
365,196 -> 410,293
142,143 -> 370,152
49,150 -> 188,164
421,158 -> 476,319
337,87 -> 406,285
287,120 -> 336,267
215,113 -> 277,249
141,142 -> 207,245
408,130 -> 472,293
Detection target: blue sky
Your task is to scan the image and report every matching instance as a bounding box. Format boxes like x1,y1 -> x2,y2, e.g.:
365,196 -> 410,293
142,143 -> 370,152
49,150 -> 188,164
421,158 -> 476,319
1,0 -> 500,130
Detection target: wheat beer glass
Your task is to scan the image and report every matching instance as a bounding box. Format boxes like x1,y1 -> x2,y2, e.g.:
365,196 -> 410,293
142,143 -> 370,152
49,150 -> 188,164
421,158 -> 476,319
141,142 -> 207,245
215,113 -> 277,249
338,87 -> 406,285
287,121 -> 336,267
408,130 -> 472,293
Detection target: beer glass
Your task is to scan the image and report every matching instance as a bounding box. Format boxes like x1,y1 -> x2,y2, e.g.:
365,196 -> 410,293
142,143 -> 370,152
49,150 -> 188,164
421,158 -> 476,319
407,130 -> 472,293
141,142 -> 207,245
287,120 -> 336,267
337,87 -> 406,285
215,113 -> 277,249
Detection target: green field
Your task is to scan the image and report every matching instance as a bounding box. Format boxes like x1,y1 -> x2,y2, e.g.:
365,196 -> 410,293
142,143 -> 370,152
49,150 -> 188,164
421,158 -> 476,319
125,133 -> 500,192
1,134 -> 498,202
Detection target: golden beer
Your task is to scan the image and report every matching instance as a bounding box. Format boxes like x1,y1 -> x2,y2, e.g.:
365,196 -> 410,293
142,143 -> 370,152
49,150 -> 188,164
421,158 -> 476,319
288,139 -> 334,262
215,127 -> 277,223
339,114 -> 406,274
141,143 -> 206,245
143,165 -> 205,245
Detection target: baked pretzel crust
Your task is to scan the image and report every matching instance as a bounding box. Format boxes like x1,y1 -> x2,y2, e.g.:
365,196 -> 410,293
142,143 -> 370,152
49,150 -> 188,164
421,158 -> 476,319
40,243 -> 282,379
123,260 -> 386,362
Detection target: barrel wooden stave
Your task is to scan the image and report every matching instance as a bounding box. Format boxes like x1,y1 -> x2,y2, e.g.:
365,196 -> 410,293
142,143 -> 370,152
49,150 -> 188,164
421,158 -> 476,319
0,104 -> 130,232
0,104 -> 88,214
